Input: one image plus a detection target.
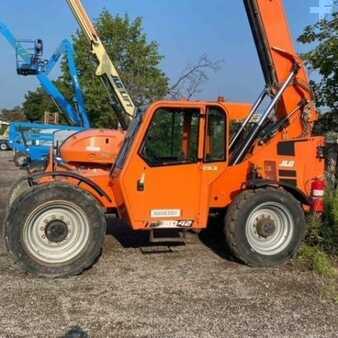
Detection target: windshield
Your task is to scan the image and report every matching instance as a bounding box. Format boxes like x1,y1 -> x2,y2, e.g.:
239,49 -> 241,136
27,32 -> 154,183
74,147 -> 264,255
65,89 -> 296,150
113,110 -> 144,170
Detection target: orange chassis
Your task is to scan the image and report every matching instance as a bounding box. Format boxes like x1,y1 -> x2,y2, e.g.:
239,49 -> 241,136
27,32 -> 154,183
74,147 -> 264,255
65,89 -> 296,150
30,99 -> 324,232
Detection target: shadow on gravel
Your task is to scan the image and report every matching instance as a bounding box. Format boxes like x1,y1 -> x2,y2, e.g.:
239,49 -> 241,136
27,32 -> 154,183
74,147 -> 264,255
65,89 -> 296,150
198,227 -> 232,261
106,214 -> 240,263
198,215 -> 241,265
106,216 -> 185,253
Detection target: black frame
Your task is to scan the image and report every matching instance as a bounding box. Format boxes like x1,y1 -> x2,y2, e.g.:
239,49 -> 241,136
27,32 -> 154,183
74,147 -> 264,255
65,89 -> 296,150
204,105 -> 228,163
139,107 -> 201,168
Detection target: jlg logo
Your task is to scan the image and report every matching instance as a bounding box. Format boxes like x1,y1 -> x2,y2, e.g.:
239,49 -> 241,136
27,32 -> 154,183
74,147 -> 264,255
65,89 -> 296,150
280,160 -> 295,168
112,76 -> 134,108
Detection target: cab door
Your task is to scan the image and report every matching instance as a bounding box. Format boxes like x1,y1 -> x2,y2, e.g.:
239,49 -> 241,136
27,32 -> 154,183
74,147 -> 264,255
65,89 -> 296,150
120,105 -> 205,230
199,105 -> 229,225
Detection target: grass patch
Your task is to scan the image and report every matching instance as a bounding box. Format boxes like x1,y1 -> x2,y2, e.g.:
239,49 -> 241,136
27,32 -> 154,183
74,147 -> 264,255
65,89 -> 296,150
304,189 -> 338,254
297,188 -> 338,299
298,245 -> 337,278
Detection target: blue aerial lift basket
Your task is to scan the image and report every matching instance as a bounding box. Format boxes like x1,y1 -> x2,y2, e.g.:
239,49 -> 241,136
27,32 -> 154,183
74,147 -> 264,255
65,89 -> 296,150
16,39 -> 47,76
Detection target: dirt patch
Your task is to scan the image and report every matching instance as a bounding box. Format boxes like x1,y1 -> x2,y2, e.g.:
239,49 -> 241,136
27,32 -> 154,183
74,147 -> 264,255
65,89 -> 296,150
0,152 -> 337,337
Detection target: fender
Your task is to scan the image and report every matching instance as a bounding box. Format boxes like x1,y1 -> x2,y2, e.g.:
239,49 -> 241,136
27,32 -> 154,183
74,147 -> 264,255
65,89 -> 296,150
247,179 -> 310,205
29,171 -> 112,202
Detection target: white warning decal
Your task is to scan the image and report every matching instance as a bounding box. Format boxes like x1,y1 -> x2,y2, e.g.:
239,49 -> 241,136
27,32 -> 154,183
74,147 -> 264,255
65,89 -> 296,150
150,209 -> 181,218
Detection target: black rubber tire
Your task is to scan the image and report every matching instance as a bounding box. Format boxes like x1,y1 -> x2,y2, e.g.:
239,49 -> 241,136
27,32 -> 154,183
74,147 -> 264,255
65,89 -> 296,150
1,178 -> 33,239
5,183 -> 106,278
224,188 -> 305,267
7,177 -> 32,209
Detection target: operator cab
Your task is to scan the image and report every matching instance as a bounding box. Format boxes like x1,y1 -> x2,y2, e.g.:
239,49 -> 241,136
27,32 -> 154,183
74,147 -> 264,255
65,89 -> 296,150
16,39 -> 46,76
112,101 -> 228,231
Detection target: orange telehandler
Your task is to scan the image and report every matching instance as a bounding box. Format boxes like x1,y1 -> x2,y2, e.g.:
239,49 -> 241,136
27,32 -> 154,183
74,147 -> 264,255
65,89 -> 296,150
4,0 -> 326,277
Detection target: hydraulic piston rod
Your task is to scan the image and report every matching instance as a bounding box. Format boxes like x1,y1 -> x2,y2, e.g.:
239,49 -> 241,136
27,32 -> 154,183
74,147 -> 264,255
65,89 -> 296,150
232,67 -> 298,165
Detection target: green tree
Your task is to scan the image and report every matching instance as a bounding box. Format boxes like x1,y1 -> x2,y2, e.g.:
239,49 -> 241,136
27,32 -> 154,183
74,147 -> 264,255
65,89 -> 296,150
22,86 -> 60,122
298,10 -> 338,133
22,11 -> 169,128
61,11 -> 169,128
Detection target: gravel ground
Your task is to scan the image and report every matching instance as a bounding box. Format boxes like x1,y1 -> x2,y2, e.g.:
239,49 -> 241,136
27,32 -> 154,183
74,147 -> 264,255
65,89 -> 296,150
0,151 -> 337,337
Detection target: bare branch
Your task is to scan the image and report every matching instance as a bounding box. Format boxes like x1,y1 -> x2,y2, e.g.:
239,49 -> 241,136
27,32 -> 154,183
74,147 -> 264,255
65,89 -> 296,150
168,54 -> 223,99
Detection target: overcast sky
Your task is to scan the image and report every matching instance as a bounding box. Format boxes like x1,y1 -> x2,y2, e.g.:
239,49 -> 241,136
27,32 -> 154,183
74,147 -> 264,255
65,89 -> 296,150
0,0 -> 330,109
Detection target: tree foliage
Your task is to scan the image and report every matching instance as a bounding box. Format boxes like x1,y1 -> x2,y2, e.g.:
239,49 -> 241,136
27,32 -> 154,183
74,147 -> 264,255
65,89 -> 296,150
298,10 -> 338,133
62,11 -> 169,128
22,86 -> 60,122
22,12 -> 169,128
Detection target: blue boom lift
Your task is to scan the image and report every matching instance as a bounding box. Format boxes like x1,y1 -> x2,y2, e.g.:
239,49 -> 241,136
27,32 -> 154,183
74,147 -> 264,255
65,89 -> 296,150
0,21 -> 90,165
8,122 -> 82,166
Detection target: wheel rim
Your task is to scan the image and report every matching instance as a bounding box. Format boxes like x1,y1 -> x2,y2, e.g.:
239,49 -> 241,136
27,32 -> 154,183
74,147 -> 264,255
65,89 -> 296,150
0,143 -> 7,150
245,202 -> 294,256
23,200 -> 90,265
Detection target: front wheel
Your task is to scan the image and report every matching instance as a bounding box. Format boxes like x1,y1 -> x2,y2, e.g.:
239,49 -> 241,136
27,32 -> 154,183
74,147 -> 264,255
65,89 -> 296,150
7,178 -> 32,209
5,184 -> 106,278
224,188 -> 305,267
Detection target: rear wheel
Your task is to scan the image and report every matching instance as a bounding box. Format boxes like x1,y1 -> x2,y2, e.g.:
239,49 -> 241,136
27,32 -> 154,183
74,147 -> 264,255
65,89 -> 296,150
5,184 -> 106,278
225,188 -> 305,267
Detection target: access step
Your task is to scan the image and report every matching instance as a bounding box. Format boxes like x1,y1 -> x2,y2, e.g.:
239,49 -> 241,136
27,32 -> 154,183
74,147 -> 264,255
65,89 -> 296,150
149,229 -> 186,244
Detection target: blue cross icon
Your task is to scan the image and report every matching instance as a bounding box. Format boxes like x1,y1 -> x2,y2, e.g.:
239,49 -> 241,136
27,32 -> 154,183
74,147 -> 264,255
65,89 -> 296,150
310,0 -> 334,20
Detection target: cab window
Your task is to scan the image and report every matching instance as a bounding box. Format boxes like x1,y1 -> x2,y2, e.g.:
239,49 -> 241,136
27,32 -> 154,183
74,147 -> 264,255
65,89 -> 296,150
141,108 -> 199,166
205,107 -> 227,162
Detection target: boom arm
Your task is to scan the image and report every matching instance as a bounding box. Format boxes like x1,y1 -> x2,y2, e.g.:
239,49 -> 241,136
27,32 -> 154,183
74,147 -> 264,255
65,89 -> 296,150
231,0 -> 319,164
45,39 -> 90,128
244,0 -> 317,126
66,0 -> 136,129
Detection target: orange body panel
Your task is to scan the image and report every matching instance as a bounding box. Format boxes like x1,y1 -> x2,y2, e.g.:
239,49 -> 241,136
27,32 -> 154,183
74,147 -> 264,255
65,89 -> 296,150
210,136 -> 325,208
60,129 -> 125,165
114,101 -> 209,229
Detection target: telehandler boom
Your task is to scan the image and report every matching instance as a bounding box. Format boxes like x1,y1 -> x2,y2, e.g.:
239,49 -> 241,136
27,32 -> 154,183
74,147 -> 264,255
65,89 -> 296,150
66,0 -> 136,130
40,0 -> 139,167
5,0 -> 326,278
